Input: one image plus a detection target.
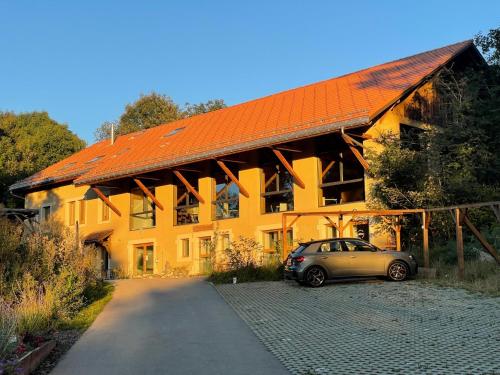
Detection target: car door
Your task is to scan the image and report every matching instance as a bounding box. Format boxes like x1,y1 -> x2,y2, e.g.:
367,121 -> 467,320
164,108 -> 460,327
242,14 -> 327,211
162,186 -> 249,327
317,240 -> 352,277
341,239 -> 386,276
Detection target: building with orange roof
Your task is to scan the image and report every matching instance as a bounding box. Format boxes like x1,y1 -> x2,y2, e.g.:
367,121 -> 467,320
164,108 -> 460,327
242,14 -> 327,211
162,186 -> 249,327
10,40 -> 483,277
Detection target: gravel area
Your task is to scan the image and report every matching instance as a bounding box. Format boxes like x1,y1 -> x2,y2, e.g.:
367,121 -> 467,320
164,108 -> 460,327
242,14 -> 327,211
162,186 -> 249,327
216,279 -> 500,375
32,330 -> 81,375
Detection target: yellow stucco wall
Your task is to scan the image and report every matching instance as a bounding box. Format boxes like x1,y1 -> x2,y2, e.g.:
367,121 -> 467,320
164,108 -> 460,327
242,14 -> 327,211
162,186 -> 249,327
24,89 -> 430,276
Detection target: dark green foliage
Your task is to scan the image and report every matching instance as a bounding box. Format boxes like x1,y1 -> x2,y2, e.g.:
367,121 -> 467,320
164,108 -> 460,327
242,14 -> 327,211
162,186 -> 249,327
208,264 -> 284,284
0,112 -> 85,206
94,93 -> 226,141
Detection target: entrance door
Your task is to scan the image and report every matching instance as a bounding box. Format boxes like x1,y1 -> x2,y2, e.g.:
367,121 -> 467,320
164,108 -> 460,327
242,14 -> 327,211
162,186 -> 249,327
134,244 -> 154,275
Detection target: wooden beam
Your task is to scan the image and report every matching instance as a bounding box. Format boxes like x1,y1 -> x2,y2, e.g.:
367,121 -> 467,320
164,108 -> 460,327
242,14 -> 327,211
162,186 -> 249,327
92,186 -> 121,217
455,208 -> 465,280
422,211 -> 431,268
173,170 -> 205,204
133,178 -> 164,211
176,191 -> 188,205
274,146 -> 302,153
282,214 -> 288,260
272,148 -> 306,189
492,205 -> 500,223
346,132 -> 373,140
219,158 -> 246,164
264,173 -> 277,189
394,216 -> 402,251
287,214 -> 301,228
321,160 -> 336,179
341,134 -> 370,171
462,214 -> 500,264
216,160 -> 250,198
215,181 -> 234,199
323,216 -> 337,230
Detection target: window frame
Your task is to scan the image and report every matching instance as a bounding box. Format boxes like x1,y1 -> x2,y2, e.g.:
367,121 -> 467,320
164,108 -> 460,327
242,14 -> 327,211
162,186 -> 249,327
174,176 -> 200,226
130,187 -> 156,230
213,174 -> 239,220
261,163 -> 294,213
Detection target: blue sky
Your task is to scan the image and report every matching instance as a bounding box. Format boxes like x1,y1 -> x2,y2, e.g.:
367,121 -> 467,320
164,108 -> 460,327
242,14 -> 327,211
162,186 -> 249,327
0,0 -> 498,144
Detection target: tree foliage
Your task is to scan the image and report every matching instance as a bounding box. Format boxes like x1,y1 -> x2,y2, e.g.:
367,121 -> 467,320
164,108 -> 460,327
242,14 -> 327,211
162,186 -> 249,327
94,93 -> 226,141
0,112 -> 85,206
369,28 -> 500,211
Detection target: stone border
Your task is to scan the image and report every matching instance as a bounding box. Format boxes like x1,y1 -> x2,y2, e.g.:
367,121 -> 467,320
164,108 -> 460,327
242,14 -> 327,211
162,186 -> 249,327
17,340 -> 56,375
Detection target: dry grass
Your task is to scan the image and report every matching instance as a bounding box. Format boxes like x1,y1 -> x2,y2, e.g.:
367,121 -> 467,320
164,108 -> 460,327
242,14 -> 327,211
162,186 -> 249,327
418,260 -> 500,296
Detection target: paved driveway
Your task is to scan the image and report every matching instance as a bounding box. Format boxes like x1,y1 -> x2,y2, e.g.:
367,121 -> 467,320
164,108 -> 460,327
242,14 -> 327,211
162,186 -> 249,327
51,278 -> 289,375
217,280 -> 500,375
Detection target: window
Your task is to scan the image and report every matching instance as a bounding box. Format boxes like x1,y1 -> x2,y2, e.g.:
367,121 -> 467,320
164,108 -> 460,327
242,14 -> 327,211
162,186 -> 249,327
342,239 -> 375,252
326,225 -> 338,239
175,174 -> 200,225
101,200 -> 110,222
262,164 -> 294,213
68,201 -> 76,226
79,200 -> 86,225
130,187 -> 156,230
319,145 -> 365,205
264,229 -> 293,251
214,174 -> 239,219
199,237 -> 211,257
41,205 -> 51,222
353,222 -> 369,240
318,240 -> 342,252
181,239 -> 190,258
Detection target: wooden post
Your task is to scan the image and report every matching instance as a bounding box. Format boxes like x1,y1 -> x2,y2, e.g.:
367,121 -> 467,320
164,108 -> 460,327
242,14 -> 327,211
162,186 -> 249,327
395,216 -> 402,251
338,214 -> 344,237
455,208 -> 465,280
422,211 -> 430,268
282,214 -> 288,260
75,221 -> 81,255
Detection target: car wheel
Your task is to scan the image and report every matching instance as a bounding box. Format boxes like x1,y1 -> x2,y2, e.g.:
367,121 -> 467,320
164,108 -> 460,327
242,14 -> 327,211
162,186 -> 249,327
388,261 -> 409,281
305,267 -> 326,287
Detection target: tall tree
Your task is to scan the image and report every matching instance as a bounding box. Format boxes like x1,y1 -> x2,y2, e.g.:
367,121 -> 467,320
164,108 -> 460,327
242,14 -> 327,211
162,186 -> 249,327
0,112 -> 85,206
94,93 -> 226,141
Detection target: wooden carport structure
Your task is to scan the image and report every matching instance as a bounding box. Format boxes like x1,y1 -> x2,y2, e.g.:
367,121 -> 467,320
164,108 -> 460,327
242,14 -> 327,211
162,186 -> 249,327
281,201 -> 500,279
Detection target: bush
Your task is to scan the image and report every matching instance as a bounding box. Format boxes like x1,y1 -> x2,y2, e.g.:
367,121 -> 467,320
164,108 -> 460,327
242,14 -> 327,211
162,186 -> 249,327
208,264 -> 284,284
0,302 -> 16,360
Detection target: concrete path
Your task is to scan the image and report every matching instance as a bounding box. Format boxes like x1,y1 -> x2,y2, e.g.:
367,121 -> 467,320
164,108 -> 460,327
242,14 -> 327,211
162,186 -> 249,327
51,278 -> 289,375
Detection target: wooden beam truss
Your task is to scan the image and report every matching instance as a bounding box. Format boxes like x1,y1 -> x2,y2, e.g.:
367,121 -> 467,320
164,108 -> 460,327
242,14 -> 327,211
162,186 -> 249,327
173,170 -> 205,204
92,186 -> 122,217
341,133 -> 369,171
133,178 -> 164,211
216,160 -> 250,198
272,148 -> 305,189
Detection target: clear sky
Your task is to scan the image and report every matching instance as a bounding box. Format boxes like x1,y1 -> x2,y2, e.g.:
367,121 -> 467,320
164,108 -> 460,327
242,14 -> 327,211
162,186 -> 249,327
0,0 -> 498,144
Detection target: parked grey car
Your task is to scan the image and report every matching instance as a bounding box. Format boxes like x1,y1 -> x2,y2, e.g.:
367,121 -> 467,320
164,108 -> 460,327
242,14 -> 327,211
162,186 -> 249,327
284,238 -> 418,287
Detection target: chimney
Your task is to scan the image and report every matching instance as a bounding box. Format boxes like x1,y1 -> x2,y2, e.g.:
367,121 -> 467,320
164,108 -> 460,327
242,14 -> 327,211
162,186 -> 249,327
111,122 -> 115,145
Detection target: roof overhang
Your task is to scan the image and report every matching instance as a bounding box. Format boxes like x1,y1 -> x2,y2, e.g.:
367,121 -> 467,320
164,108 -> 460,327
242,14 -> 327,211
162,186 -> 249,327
74,116 -> 370,186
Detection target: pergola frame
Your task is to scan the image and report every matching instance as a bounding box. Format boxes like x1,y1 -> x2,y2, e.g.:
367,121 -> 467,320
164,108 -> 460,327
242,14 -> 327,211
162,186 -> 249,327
281,201 -> 500,279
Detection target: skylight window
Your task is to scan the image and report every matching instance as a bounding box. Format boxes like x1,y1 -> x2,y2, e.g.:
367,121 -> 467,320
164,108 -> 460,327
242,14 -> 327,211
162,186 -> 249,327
163,127 -> 185,138
57,162 -> 76,172
86,156 -> 104,164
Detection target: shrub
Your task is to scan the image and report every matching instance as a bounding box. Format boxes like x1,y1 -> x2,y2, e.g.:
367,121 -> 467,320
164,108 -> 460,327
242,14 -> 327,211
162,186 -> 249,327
208,264 -> 284,284
0,301 -> 16,360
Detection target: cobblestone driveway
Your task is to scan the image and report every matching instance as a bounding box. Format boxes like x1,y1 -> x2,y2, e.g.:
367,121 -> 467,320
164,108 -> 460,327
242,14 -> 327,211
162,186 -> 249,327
216,280 -> 499,375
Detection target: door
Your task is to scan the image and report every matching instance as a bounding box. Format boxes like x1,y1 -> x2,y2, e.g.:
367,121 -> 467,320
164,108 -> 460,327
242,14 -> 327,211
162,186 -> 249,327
134,244 -> 154,275
315,240 -> 352,277
341,239 -> 385,276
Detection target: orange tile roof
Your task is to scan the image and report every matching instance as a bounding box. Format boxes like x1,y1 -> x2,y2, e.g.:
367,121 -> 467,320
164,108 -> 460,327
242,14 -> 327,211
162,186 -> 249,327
11,40 -> 473,191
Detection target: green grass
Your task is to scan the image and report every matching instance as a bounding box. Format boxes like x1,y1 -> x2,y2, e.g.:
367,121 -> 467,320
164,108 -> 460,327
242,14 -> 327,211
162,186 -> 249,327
208,264 -> 284,284
58,282 -> 115,331
417,260 -> 500,296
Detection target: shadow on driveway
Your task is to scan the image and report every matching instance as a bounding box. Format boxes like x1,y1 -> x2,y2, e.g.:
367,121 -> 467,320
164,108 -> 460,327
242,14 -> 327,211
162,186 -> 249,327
51,278 -> 289,375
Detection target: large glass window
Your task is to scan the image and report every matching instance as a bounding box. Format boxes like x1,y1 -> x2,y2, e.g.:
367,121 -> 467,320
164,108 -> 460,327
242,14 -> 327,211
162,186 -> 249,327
262,164 -> 294,213
175,174 -> 200,225
130,187 -> 156,230
214,174 -> 239,219
319,147 -> 365,206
